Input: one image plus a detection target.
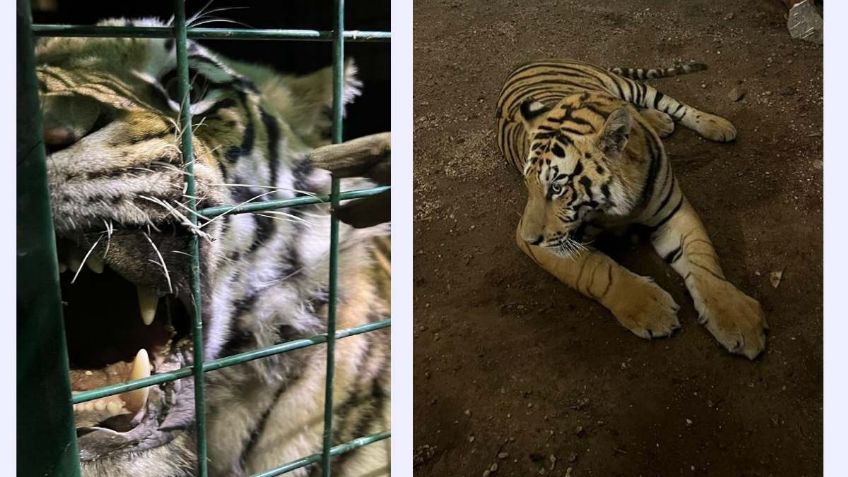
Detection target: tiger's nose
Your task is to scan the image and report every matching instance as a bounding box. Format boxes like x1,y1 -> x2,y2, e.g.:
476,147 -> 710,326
43,125 -> 78,152
40,94 -> 102,154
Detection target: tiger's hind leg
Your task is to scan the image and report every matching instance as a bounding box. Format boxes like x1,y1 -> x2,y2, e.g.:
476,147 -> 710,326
516,223 -> 681,339
639,108 -> 675,138
646,194 -> 767,359
606,75 -> 737,142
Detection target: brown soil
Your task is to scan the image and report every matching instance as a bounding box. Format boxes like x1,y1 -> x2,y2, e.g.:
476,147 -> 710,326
412,1 -> 822,476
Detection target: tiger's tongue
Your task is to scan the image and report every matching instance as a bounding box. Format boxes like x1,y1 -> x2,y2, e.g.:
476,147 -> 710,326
71,349 -> 152,427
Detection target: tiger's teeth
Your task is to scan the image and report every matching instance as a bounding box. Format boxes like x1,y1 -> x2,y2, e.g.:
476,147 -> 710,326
68,255 -> 82,273
86,255 -> 104,274
107,400 -> 124,416
137,286 -> 158,326
121,349 -> 152,413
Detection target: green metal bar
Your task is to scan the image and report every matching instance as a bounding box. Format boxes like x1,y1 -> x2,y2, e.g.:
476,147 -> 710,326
172,1 -> 208,475
31,24 -> 391,42
71,320 -> 391,404
17,0 -> 82,475
321,0 -> 346,474
251,432 -> 391,477
197,185 -> 390,219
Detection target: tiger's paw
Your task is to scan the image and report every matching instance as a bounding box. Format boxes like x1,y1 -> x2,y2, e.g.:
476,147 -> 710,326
640,109 -> 675,138
690,112 -> 737,142
610,278 -> 681,339
697,282 -> 767,360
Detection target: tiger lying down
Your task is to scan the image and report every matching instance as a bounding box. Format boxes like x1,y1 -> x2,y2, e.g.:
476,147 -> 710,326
496,60 -> 767,359
37,19 -> 389,477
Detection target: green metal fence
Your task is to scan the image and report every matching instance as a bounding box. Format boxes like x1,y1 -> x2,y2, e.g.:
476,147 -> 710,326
17,1 -> 391,476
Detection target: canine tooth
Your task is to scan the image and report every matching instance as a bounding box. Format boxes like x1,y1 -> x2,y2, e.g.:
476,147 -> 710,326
94,400 -> 106,411
137,287 -> 159,326
68,255 -> 82,273
122,349 -> 152,413
86,255 -> 104,274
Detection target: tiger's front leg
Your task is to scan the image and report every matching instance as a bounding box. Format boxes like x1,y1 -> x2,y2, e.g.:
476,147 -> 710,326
648,196 -> 767,359
516,224 -> 680,339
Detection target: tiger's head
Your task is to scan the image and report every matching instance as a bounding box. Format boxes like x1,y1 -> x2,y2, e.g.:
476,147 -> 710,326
37,18 -> 365,476
515,93 -> 641,256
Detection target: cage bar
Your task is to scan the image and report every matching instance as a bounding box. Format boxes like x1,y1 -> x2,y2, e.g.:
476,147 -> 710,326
32,24 -> 391,42
171,1 -> 210,474
321,0 -> 346,474
197,185 -> 390,219
71,319 -> 390,405
251,432 -> 391,477
16,0 -> 81,475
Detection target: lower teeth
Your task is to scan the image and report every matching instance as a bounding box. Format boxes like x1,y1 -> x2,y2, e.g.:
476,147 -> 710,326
73,348 -> 153,427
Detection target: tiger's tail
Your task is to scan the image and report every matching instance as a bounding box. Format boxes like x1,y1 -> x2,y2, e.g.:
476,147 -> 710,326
608,62 -> 707,80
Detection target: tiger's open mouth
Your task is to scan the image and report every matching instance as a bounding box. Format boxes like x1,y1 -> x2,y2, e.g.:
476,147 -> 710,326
57,230 -> 199,460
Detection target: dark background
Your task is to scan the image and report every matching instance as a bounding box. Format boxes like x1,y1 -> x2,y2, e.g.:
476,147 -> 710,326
413,0 -> 822,476
31,0 -> 390,140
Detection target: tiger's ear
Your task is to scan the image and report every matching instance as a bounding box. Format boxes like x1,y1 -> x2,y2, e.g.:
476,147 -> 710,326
251,59 -> 362,148
517,99 -> 551,131
597,107 -> 632,158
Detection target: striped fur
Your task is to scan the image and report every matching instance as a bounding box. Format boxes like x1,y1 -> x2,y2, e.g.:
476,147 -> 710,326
608,62 -> 707,80
496,59 -> 766,359
37,18 -> 389,477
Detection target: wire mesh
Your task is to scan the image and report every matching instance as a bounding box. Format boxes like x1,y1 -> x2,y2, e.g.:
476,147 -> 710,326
18,1 -> 392,475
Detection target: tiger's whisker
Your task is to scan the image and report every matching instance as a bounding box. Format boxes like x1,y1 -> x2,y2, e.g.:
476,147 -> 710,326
71,234 -> 104,285
144,232 -> 173,294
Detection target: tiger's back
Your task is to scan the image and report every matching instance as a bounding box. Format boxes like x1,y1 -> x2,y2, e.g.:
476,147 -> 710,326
496,59 -> 736,173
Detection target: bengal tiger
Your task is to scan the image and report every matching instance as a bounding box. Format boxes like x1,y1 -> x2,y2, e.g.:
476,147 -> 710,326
36,18 -> 390,476
496,59 -> 767,359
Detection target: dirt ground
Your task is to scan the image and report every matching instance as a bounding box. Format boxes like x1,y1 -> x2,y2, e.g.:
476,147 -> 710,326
412,1 -> 822,476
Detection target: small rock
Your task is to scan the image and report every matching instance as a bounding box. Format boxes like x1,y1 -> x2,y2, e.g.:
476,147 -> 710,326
685,418 -> 693,426
769,270 -> 784,288
498,452 -> 509,459
575,426 -> 586,437
468,435 -> 475,443
728,87 -> 746,102
464,409 -> 472,416
490,462 -> 498,472
813,160 -> 823,170
483,471 -> 491,477
565,467 -> 573,477
723,12 -> 734,21
788,0 -> 823,44
548,454 -> 557,470
568,452 -> 578,463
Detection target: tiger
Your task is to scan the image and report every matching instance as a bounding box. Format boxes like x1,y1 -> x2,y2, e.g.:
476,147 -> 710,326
496,59 -> 767,359
36,18 -> 390,476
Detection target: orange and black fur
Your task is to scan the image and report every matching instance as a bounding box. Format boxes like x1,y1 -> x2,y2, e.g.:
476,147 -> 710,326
496,60 -> 767,359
